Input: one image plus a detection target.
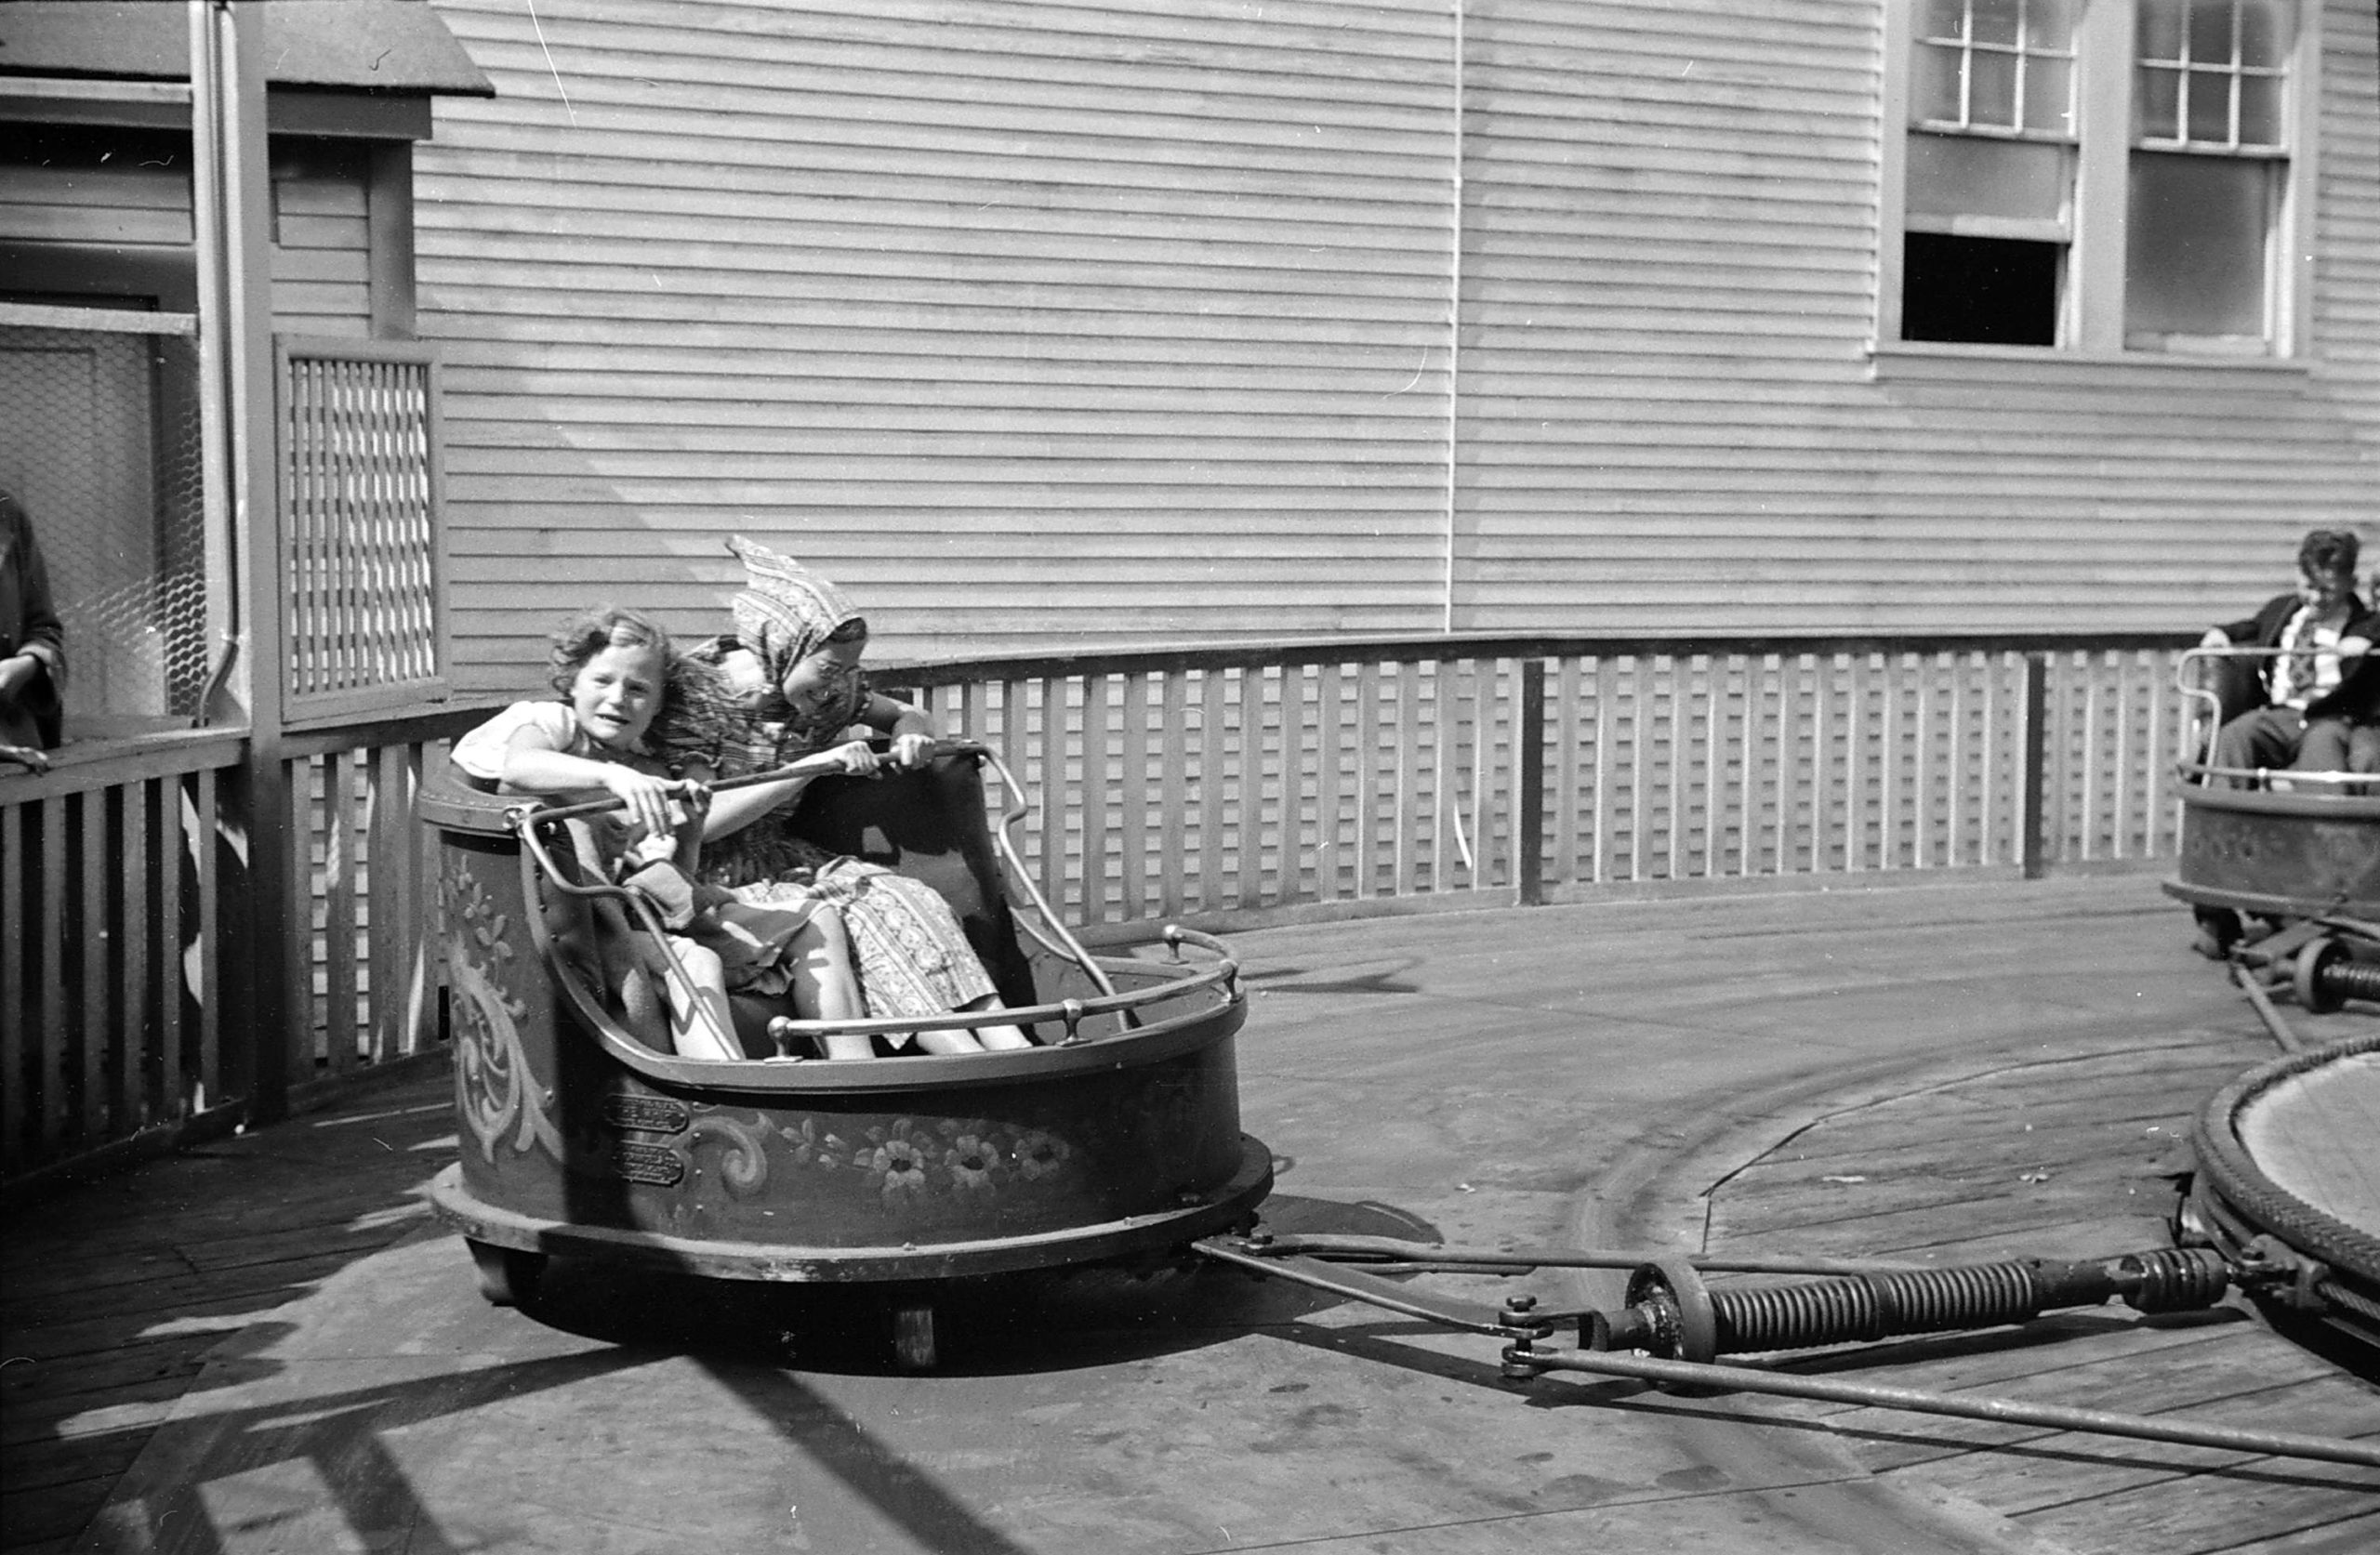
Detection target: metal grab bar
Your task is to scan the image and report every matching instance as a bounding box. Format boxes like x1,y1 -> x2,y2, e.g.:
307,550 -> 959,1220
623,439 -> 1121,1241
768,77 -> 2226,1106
2172,646 -> 2238,766
505,739 -> 1226,1052
507,747 -> 876,1038
509,749 -> 906,1057
506,747 -> 854,828
765,929 -> 1239,1048
958,740 -> 1128,1010
513,810 -> 724,1041
2173,645 -> 2377,782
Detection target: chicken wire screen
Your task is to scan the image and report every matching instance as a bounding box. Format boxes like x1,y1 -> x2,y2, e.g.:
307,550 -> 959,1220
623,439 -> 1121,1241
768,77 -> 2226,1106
0,320 -> 217,737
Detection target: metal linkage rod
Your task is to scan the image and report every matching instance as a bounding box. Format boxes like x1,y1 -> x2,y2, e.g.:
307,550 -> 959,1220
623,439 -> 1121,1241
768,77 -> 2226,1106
2236,963 -> 2307,1053
1203,1232 -> 2377,1468
1506,1345 -> 2380,1469
1192,1240 -> 1519,1336
1246,1232 -> 1932,1279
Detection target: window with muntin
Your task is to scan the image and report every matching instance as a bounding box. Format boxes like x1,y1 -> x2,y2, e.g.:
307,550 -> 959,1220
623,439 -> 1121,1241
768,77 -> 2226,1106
1886,0 -> 2308,359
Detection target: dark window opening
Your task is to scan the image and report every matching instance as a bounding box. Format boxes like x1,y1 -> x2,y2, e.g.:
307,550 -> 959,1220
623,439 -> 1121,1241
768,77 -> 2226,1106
1900,233 -> 2061,346
2,121 -> 188,172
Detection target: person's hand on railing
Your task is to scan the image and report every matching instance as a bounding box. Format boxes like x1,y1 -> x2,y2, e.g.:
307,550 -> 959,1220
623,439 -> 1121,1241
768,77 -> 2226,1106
822,737 -> 891,777
599,763 -> 697,840
821,732 -> 942,777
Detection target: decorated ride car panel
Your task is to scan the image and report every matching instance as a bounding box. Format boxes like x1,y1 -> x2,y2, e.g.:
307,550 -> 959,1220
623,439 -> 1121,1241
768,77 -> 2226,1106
420,745 -> 1271,1305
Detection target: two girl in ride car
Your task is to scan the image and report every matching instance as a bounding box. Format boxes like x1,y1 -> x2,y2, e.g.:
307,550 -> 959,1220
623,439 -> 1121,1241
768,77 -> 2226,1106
452,605 -> 861,1060
455,542 -> 1031,1060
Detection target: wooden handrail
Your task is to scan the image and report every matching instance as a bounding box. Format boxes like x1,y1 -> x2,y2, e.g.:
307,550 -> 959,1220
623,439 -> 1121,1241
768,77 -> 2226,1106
0,728 -> 246,802
883,630 -> 2197,686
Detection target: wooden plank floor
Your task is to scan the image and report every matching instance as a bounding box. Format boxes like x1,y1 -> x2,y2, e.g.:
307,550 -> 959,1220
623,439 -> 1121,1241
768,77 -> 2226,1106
1696,1021 -> 2380,1553
2,878 -> 2374,1554
0,1083 -> 457,1554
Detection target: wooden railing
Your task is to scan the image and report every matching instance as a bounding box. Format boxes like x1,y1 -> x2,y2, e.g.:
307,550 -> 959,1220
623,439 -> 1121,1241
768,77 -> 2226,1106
2,708 -> 483,1191
3,630 -> 2192,1188
3,732 -> 244,1183
893,632 -> 2196,932
282,717 -> 474,1084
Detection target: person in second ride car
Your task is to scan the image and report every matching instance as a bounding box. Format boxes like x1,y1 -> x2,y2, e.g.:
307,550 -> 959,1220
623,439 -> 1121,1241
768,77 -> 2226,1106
2201,528 -> 2374,783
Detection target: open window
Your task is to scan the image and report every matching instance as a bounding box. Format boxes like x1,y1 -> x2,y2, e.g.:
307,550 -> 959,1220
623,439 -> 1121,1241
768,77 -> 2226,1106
1899,0 -> 2080,347
1884,0 -> 2315,359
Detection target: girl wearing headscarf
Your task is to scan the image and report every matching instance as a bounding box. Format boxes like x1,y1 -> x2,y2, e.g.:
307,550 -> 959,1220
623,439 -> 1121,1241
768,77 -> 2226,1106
660,536 -> 1032,1054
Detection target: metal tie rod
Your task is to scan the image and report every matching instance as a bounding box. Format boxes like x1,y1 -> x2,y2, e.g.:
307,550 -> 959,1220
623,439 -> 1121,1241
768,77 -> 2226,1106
1510,1345 -> 2380,1469
1250,1232 -> 1933,1278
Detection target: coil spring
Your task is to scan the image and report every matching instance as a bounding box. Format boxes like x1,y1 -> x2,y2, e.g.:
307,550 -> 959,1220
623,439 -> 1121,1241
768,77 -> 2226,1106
2315,958 -> 2380,1004
1709,1262 -> 2043,1354
2118,1247 -> 2230,1312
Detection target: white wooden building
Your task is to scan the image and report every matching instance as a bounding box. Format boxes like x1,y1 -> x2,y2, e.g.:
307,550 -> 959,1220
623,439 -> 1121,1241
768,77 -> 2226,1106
390,0 -> 2380,683
8,2 -> 2372,688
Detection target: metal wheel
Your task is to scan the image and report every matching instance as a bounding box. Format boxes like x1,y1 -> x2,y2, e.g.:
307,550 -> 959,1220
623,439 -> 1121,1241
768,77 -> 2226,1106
1626,1258 -> 1718,1364
467,1239 -> 548,1308
2294,936 -> 2347,1014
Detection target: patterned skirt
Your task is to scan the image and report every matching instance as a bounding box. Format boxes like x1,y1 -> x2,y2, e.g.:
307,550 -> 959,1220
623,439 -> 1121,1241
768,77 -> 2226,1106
714,837 -> 995,1020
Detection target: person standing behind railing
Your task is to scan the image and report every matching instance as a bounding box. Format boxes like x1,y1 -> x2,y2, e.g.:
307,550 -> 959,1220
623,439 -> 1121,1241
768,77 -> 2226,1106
2200,529 -> 2374,785
1,488 -> 66,771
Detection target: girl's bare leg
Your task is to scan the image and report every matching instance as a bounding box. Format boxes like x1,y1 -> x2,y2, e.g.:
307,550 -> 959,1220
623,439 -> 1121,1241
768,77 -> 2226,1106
961,995 -> 1032,1049
661,939 -> 742,1061
795,907 -> 876,1060
910,996 -> 1030,1053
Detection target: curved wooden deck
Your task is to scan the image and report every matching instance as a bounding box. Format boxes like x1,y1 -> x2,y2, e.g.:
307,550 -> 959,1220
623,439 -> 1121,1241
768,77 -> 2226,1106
3,876 -> 2373,1554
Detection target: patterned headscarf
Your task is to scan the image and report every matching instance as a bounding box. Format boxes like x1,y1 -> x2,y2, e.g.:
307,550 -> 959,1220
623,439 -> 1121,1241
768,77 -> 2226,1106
726,534 -> 861,687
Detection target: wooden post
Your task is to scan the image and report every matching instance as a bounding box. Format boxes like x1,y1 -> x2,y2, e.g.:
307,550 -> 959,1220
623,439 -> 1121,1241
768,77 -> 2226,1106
2019,652 -> 2049,880
199,1 -> 301,1125
1516,658 -> 1545,906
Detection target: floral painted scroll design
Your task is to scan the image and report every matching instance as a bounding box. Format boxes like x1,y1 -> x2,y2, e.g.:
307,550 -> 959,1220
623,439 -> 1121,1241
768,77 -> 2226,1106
448,863 -> 562,1165
686,1110 -> 772,1198
774,1114 -> 1075,1210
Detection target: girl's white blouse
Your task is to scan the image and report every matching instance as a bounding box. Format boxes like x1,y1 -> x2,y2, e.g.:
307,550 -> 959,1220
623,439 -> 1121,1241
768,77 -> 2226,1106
450,700 -> 594,784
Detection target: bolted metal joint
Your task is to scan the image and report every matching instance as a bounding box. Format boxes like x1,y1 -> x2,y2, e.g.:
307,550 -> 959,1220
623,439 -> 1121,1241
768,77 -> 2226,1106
1499,1295 -> 1552,1379
2233,1234 -> 2334,1312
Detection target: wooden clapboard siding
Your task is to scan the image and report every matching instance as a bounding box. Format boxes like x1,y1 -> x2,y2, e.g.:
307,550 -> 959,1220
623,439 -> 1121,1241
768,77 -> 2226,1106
416,0 -> 1461,688
415,0 -> 2375,686
0,129 -> 376,336
2317,0 -> 2380,446
0,154 -> 192,247
269,143 -> 374,336
1454,0 -> 2380,638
